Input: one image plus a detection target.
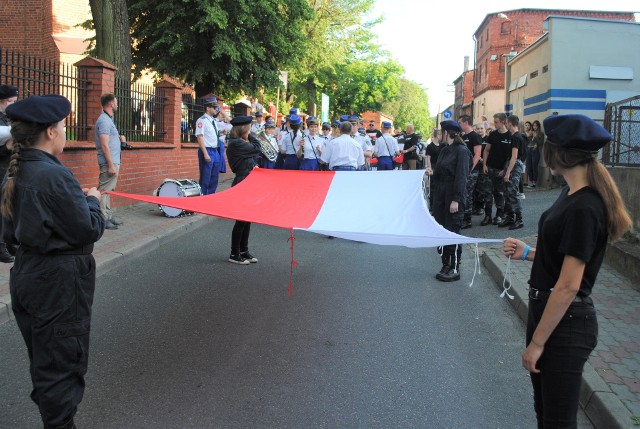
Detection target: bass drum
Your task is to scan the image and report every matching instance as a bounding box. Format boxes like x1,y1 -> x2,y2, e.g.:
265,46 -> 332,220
156,179 -> 202,217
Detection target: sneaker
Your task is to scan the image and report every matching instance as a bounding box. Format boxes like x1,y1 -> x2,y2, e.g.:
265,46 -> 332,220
240,252 -> 258,263
105,220 -> 119,230
110,215 -> 124,225
526,183 -> 536,189
516,193 -> 526,200
228,254 -> 250,265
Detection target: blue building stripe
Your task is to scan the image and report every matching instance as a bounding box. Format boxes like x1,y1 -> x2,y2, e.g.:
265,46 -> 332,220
524,103 -> 550,115
549,100 -> 606,110
524,91 -> 549,106
548,89 -> 606,99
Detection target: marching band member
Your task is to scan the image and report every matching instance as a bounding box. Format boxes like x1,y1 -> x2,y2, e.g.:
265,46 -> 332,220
432,120 -> 471,282
349,115 -> 372,170
226,116 -> 262,264
280,114 -> 303,170
297,116 -> 323,171
320,121 -> 364,171
250,111 -> 264,134
373,121 -> 399,171
195,97 -> 224,194
261,120 -> 278,169
320,121 -> 333,142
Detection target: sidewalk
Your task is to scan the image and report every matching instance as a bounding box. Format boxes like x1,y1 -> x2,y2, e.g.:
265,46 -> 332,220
0,175 -> 234,325
481,238 -> 640,429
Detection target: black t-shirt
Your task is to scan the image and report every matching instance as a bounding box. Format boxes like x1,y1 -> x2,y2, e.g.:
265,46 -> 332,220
463,131 -> 483,169
404,133 -> 419,159
510,131 -> 527,162
529,187 -> 608,297
485,129 -> 512,169
426,142 -> 444,167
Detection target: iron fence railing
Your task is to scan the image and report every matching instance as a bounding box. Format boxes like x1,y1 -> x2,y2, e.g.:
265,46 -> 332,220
114,77 -> 166,142
181,93 -> 205,143
603,95 -> 640,167
0,47 -> 89,141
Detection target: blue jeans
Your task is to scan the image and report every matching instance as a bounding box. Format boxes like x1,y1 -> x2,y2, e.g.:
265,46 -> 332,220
332,165 -> 357,171
527,298 -> 597,428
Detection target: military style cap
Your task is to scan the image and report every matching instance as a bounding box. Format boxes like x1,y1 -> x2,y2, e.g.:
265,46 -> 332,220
332,121 -> 340,128
348,115 -> 359,123
0,85 -> 19,100
321,122 -> 331,130
289,114 -> 302,125
544,114 -> 611,152
264,121 -> 276,128
382,121 -> 392,129
203,96 -> 218,106
289,108 -> 299,115
440,120 -> 462,133
339,115 -> 349,122
357,127 -> 365,133
6,95 -> 71,123
230,115 -> 253,126
306,116 -> 318,125
255,111 -> 263,117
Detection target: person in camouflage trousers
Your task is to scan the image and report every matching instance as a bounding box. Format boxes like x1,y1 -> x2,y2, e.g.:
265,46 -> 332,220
459,115 -> 483,229
498,115 -> 527,230
480,113 -> 511,226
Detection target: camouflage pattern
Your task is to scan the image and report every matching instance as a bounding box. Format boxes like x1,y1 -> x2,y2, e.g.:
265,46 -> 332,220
504,160 -> 524,216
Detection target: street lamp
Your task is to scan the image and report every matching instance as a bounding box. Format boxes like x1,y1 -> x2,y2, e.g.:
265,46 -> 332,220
497,12 -> 519,45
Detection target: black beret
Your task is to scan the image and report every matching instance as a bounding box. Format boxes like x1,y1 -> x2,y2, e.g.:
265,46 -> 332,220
440,120 -> 462,133
0,85 -> 19,100
230,115 -> 253,126
544,114 -> 611,152
6,95 -> 71,124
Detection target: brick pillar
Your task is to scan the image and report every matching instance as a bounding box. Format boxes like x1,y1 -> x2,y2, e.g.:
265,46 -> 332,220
156,78 -> 183,145
74,57 -> 117,137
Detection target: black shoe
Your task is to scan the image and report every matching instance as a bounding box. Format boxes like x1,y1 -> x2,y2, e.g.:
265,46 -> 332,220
436,267 -> 460,282
0,245 -> 14,263
480,215 -> 492,226
240,251 -> 258,263
509,219 -> 524,230
461,220 -> 472,229
434,264 -> 450,279
228,254 -> 250,265
498,216 -> 514,228
110,215 -> 124,226
105,220 -> 118,230
6,243 -> 17,256
492,216 -> 503,225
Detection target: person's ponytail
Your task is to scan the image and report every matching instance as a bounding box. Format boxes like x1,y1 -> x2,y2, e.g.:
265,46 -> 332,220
587,160 -> 632,241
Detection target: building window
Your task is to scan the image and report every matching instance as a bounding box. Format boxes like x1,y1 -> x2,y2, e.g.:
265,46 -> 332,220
478,65 -> 482,83
542,65 -> 549,73
501,22 -> 511,34
485,59 -> 488,77
486,29 -> 489,41
499,59 -> 505,72
530,70 -> 538,79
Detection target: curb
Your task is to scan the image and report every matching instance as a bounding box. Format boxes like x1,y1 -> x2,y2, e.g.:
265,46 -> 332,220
481,249 -> 634,429
0,212 -> 216,326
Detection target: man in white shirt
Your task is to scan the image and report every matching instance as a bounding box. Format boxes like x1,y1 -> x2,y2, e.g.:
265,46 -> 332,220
373,121 -> 399,170
320,121 -> 364,171
195,97 -> 223,194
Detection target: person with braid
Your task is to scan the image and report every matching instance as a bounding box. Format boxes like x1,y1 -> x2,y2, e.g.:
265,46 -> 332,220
1,95 -> 106,429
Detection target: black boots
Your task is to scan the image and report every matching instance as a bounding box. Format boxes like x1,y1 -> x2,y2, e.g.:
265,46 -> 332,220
498,214 -> 515,228
461,216 -> 472,229
436,265 -> 460,282
0,243 -> 14,263
480,214 -> 492,226
509,213 -> 524,230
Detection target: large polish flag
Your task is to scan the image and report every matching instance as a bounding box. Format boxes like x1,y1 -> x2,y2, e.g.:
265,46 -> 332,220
109,169 -> 500,248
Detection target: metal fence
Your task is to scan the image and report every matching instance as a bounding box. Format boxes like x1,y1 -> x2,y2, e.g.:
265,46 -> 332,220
0,47 -> 89,140
114,77 -> 166,142
603,95 -> 640,167
181,92 -> 205,143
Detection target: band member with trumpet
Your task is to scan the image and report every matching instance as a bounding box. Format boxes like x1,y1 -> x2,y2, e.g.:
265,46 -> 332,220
296,116 -> 323,171
226,116 -> 262,264
280,114 -> 304,170
250,111 -> 265,134
373,121 -> 400,170
349,115 -> 372,170
260,120 -> 279,169
196,96 -> 224,194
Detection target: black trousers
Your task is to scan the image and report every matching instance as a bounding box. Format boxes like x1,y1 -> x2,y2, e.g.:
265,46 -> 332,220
432,180 -> 464,268
231,221 -> 251,254
11,251 -> 95,428
527,298 -> 597,428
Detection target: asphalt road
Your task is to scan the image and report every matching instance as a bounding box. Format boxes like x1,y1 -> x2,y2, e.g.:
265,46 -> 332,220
1,186 -> 593,428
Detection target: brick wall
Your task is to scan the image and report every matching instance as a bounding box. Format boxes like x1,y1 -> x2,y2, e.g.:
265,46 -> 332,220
0,1 -> 58,62
474,10 -> 635,97
362,111 -> 394,130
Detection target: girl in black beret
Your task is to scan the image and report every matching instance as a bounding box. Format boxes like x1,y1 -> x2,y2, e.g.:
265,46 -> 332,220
1,95 -> 105,429
225,116 -> 262,264
503,114 -> 632,428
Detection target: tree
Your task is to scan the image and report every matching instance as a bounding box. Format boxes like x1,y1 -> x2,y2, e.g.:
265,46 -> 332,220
89,0 -> 132,84
128,0 -> 313,95
323,58 -> 403,117
382,78 -> 434,134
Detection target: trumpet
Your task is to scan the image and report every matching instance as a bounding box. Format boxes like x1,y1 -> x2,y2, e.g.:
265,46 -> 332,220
250,129 -> 278,162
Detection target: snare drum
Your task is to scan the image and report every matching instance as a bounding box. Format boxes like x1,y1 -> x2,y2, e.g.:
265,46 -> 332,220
156,179 -> 202,217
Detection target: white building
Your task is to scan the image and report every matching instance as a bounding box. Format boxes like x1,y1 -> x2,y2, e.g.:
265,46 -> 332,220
505,16 -> 640,125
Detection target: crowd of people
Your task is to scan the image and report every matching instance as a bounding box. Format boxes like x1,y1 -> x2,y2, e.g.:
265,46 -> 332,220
0,87 -> 633,429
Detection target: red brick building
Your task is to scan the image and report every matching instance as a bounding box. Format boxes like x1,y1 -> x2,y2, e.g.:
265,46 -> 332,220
471,9 -> 635,125
453,56 -> 475,120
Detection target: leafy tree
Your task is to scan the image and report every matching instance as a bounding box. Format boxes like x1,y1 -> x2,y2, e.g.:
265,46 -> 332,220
89,0 -> 132,84
128,0 -> 313,95
383,78 -> 434,134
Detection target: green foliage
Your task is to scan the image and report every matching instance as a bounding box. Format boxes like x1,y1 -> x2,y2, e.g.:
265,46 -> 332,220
383,78 -> 434,134
128,0 -> 313,94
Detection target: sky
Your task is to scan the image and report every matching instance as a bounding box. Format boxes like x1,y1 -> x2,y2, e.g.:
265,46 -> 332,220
368,0 -> 639,115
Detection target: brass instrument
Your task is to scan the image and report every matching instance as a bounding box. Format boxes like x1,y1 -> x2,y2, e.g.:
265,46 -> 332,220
251,129 -> 278,162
